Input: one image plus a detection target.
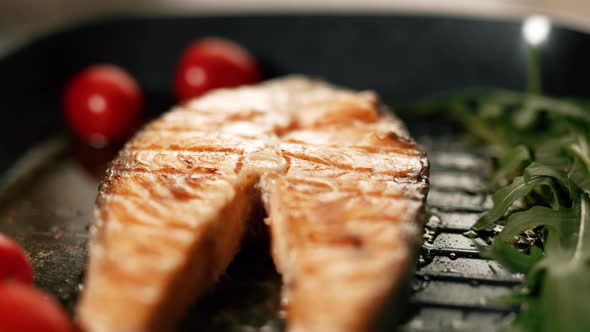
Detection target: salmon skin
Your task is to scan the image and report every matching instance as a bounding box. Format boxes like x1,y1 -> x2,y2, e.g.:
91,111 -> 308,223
76,76 -> 429,332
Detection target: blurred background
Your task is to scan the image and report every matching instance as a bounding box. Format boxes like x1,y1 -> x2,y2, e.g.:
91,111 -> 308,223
2,0 -> 590,49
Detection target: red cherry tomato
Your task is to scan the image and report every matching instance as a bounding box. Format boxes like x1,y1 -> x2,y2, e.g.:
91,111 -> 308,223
0,233 -> 33,284
64,64 -> 143,147
173,37 -> 262,101
0,282 -> 75,332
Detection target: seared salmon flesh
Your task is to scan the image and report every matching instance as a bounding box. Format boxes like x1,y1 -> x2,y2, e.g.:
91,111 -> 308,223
76,76 -> 429,332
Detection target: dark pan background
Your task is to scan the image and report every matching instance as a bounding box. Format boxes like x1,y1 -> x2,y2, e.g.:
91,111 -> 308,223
2,14 -> 590,172
0,14 -> 589,331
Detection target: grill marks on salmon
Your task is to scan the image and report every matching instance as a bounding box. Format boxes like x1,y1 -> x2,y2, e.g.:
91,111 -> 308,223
261,122 -> 427,332
81,165 -> 259,332
263,177 -> 418,332
76,76 -> 428,332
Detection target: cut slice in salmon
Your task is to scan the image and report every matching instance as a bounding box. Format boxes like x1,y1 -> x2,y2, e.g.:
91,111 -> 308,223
76,76 -> 428,332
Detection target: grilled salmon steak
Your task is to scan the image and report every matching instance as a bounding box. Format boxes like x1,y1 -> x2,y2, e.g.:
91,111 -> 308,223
76,76 -> 429,332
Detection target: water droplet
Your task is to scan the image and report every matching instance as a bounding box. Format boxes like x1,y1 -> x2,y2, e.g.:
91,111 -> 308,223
56,287 -> 70,301
442,268 -> 459,274
280,296 -> 289,307
77,283 -> 85,292
422,228 -> 437,247
462,229 -> 479,239
479,297 -> 488,305
409,319 -> 424,329
426,214 -> 442,229
449,252 -> 458,260
492,224 -> 504,234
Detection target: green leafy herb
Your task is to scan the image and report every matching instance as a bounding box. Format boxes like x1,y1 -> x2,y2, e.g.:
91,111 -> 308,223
490,145 -> 531,186
404,89 -> 590,331
473,176 -> 556,231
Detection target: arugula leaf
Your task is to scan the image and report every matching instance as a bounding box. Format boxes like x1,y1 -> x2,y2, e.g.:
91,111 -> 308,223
473,177 -> 555,231
514,195 -> 590,332
524,160 -> 570,187
569,140 -> 590,195
569,156 -> 590,195
486,237 -> 543,274
490,145 -> 531,186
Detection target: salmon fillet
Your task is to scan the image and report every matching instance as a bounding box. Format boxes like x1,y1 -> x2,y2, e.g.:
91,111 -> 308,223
76,76 -> 429,332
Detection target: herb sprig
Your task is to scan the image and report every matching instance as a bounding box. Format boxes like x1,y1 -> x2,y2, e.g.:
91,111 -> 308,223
409,89 -> 590,331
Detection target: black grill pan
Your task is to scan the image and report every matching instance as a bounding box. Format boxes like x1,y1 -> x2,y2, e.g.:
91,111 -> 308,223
1,14 -> 589,331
